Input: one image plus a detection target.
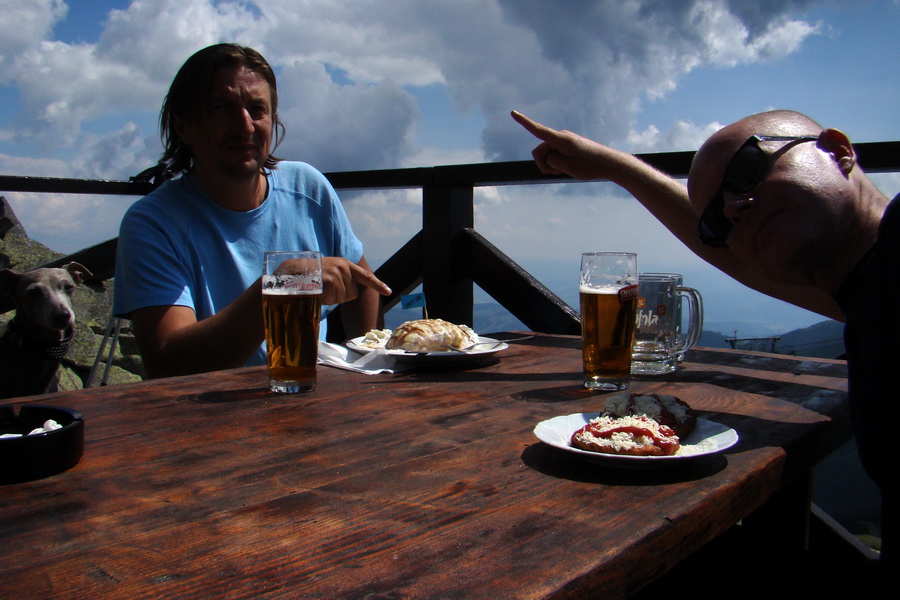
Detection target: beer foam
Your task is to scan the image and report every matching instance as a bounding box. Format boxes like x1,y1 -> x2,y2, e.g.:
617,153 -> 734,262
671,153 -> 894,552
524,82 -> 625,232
262,288 -> 321,295
262,274 -> 322,294
579,284 -> 622,294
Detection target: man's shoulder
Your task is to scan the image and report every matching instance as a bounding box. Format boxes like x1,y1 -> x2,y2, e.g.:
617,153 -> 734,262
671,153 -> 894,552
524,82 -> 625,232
122,175 -> 202,228
270,161 -> 333,195
269,161 -> 340,206
132,174 -> 194,206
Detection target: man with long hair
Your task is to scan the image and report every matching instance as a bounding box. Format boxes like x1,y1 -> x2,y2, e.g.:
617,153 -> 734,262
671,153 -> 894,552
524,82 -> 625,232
114,44 -> 389,377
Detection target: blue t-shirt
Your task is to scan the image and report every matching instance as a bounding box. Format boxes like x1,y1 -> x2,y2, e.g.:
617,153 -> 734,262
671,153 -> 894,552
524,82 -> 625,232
113,161 -> 364,366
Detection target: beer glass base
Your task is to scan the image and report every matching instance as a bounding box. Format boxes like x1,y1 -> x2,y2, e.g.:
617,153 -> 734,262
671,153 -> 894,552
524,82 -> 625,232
583,379 -> 629,391
631,360 -> 676,376
269,379 -> 316,393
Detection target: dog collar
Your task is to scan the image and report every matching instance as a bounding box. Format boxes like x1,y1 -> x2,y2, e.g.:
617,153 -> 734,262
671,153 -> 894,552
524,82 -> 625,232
43,328 -> 75,360
6,319 -> 74,360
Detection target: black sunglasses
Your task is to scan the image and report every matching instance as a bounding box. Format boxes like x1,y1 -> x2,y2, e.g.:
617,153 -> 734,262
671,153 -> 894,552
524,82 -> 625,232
697,135 -> 819,248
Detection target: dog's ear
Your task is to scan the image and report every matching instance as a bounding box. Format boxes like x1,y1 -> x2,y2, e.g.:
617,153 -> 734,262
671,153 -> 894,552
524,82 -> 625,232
62,262 -> 93,286
0,269 -> 22,302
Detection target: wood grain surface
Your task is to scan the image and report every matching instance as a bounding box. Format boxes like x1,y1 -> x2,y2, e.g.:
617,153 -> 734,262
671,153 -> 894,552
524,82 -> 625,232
0,334 -> 850,599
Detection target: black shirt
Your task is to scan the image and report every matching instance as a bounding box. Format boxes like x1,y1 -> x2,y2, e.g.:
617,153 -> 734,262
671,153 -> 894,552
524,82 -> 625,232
835,193 -> 900,564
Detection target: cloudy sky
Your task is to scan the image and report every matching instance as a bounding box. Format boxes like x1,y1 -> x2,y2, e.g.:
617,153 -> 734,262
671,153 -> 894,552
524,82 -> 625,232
2,0 -> 899,336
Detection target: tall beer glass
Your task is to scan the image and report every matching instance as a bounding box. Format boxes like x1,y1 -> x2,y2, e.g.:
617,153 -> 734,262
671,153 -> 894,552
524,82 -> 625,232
262,251 -> 323,393
580,252 -> 638,391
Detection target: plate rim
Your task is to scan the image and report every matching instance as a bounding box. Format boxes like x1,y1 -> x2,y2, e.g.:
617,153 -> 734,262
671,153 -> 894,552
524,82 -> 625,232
533,412 -> 738,465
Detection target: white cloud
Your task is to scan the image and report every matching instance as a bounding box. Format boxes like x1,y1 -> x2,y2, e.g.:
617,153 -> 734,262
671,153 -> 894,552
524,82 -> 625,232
10,41 -> 156,148
696,2 -> 821,66
4,189 -> 136,253
0,151 -> 69,178
92,0 -> 274,89
2,0 -> 262,154
340,188 -> 422,270
489,0 -> 823,156
1,0 -> 826,171
0,0 -> 66,81
276,58 -> 419,171
0,0 -> 831,258
261,1 -> 445,86
624,120 -> 725,154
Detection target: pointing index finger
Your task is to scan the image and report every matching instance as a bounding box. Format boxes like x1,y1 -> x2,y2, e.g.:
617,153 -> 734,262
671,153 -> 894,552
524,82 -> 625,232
511,110 -> 555,141
349,262 -> 392,296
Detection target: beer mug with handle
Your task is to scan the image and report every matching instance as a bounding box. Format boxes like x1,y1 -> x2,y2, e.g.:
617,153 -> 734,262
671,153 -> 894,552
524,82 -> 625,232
640,272 -> 692,362
632,274 -> 702,375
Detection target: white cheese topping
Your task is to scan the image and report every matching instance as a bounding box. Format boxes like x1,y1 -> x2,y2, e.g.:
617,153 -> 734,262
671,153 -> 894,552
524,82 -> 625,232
359,328 -> 392,348
574,415 -> 678,452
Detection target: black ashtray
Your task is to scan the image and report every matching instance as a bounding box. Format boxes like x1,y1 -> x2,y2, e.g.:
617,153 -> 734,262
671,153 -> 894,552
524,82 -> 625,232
0,405 -> 84,484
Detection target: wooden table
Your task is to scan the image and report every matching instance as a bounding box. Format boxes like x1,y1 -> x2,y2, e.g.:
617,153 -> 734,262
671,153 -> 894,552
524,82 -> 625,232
0,333 -> 850,599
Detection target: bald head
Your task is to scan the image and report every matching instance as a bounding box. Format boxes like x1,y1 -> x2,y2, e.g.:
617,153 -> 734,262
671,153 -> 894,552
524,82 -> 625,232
684,109 -> 888,291
687,110 -> 824,216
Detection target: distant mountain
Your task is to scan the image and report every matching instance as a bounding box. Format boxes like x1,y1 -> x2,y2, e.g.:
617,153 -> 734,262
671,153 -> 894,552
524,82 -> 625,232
386,301 -> 845,359
385,302 -> 527,334
698,329 -> 731,349
703,320 -> 844,358
775,319 -> 845,358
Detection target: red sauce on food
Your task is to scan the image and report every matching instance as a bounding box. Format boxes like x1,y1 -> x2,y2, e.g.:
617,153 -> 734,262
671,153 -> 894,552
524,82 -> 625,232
577,420 -> 679,456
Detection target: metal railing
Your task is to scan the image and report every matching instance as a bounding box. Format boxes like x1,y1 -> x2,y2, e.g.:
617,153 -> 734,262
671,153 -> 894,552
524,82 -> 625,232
4,140 -> 900,337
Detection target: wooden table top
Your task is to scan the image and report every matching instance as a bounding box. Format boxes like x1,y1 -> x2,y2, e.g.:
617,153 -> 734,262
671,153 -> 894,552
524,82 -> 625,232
0,333 -> 850,599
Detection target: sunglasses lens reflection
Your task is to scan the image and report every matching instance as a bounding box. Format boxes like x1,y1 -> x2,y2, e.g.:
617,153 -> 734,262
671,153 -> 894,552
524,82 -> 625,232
699,196 -> 730,247
698,135 -> 817,248
725,144 -> 769,193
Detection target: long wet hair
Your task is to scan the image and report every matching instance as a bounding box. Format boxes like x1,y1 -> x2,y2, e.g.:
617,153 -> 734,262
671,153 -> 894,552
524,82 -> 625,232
158,43 -> 285,177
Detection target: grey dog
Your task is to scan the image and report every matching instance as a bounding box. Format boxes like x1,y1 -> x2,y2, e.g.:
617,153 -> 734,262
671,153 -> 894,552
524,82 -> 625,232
0,263 -> 92,399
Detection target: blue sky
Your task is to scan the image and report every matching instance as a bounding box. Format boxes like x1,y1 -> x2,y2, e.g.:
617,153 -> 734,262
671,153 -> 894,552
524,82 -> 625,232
2,0 -> 899,336
53,2 -> 117,43
642,1 -> 900,145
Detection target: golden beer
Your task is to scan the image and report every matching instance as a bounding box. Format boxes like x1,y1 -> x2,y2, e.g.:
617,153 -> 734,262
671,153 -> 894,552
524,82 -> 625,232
263,290 -> 322,392
580,284 -> 638,390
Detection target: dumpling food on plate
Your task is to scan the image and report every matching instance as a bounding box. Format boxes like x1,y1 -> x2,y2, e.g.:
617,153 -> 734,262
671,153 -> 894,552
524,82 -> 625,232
602,393 -> 696,437
386,319 -> 478,352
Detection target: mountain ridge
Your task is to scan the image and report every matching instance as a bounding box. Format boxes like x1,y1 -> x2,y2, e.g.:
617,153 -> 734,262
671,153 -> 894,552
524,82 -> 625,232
387,301 -> 845,359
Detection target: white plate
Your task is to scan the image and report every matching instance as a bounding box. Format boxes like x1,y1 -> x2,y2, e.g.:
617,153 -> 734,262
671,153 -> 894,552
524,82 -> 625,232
533,412 -> 738,468
345,336 -> 508,364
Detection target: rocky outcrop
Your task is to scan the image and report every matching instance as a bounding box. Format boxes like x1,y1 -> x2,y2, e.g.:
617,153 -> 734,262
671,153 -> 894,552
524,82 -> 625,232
1,196 -> 145,395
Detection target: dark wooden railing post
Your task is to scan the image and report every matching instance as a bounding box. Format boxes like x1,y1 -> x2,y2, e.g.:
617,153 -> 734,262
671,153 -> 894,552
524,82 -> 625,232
421,184 -> 474,325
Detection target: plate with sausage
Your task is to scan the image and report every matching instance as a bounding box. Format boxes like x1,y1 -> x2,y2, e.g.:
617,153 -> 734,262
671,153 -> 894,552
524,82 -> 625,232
533,411 -> 738,468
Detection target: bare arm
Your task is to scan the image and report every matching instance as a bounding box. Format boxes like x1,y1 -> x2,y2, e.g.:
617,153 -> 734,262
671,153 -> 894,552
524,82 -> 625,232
131,280 -> 266,378
511,110 -> 844,320
132,257 -> 391,378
